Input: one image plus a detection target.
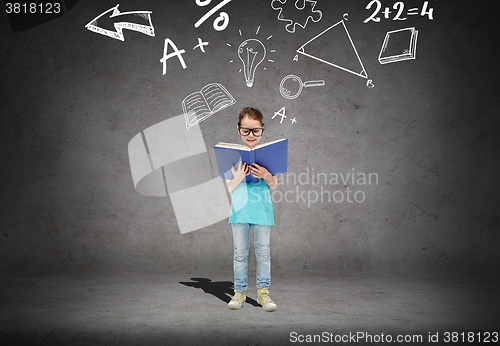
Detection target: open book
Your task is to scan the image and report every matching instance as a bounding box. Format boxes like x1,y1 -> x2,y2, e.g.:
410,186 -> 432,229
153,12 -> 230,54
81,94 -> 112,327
182,83 -> 236,129
214,138 -> 288,183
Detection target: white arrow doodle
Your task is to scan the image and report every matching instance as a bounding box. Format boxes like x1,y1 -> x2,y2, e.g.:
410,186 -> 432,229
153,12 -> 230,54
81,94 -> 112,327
85,4 -> 155,41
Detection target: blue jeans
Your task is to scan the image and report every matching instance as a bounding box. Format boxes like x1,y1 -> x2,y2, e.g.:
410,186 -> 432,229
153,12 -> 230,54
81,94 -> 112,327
231,223 -> 271,293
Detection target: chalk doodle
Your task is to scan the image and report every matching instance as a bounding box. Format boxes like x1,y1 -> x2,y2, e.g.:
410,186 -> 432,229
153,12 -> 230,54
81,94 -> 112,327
160,38 -> 187,75
194,0 -> 232,31
378,27 -> 418,64
364,1 -> 434,23
272,108 -> 298,124
128,115 -> 230,234
228,27 -> 276,87
279,74 -> 325,99
193,37 -> 209,53
238,39 -> 266,88
296,20 -> 368,80
85,4 -> 155,41
182,83 -> 236,129
272,107 -> 287,124
271,0 -> 322,33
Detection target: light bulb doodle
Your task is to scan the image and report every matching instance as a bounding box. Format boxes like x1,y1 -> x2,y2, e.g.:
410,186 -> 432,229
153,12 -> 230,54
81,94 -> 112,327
238,39 -> 266,88
227,27 -> 275,85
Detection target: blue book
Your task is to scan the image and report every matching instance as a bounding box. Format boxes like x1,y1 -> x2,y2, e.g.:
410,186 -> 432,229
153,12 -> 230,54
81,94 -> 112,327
214,138 -> 288,183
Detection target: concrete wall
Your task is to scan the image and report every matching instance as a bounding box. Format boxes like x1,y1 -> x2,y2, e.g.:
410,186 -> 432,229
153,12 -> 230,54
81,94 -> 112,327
1,0 -> 499,274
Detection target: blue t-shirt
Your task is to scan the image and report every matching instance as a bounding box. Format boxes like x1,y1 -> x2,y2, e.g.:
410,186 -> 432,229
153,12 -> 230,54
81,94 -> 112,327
229,179 -> 274,225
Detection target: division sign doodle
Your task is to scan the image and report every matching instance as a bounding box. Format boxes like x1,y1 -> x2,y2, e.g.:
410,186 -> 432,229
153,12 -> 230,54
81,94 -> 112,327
194,0 -> 232,31
85,4 -> 155,41
296,20 -> 368,80
271,0 -> 322,33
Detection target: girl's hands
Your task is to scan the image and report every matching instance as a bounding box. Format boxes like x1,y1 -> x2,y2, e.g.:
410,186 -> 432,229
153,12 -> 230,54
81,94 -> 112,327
231,161 -> 251,181
251,163 -> 278,190
227,162 -> 277,191
249,163 -> 270,179
231,162 -> 270,180
226,161 -> 250,192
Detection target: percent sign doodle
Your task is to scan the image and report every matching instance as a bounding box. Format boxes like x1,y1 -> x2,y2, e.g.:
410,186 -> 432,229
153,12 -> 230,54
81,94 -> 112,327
194,0 -> 232,31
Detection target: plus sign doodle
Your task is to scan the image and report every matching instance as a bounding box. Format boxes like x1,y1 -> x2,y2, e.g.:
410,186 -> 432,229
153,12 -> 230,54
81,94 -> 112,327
193,38 -> 209,52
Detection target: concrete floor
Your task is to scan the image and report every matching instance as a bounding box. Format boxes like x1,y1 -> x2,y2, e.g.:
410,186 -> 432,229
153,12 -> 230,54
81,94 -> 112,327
1,269 -> 498,345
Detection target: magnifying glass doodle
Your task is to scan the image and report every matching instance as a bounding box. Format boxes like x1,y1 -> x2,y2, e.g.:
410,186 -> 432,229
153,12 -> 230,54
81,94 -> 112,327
279,75 -> 325,99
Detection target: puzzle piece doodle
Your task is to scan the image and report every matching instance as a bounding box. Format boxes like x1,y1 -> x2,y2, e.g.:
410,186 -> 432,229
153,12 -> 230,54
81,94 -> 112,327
271,0 -> 322,33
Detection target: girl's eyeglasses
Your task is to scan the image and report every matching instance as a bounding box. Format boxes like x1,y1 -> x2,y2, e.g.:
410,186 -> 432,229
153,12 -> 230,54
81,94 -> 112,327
238,126 -> 265,137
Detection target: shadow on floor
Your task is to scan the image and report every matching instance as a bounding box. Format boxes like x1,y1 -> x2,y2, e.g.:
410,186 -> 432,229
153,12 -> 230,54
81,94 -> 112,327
179,278 -> 260,306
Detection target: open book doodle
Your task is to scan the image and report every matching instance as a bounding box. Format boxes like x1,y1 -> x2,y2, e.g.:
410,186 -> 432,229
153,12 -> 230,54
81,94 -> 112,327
182,83 -> 236,129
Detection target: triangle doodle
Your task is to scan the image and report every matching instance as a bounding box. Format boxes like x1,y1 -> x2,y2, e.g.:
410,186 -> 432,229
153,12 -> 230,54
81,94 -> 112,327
296,20 -> 367,79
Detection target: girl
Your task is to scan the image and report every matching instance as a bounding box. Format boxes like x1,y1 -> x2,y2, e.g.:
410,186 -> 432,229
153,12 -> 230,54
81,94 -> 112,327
225,107 -> 278,312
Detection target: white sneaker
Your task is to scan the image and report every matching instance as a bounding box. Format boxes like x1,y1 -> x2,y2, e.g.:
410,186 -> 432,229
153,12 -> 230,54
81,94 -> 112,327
228,290 -> 246,309
258,288 -> 277,312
